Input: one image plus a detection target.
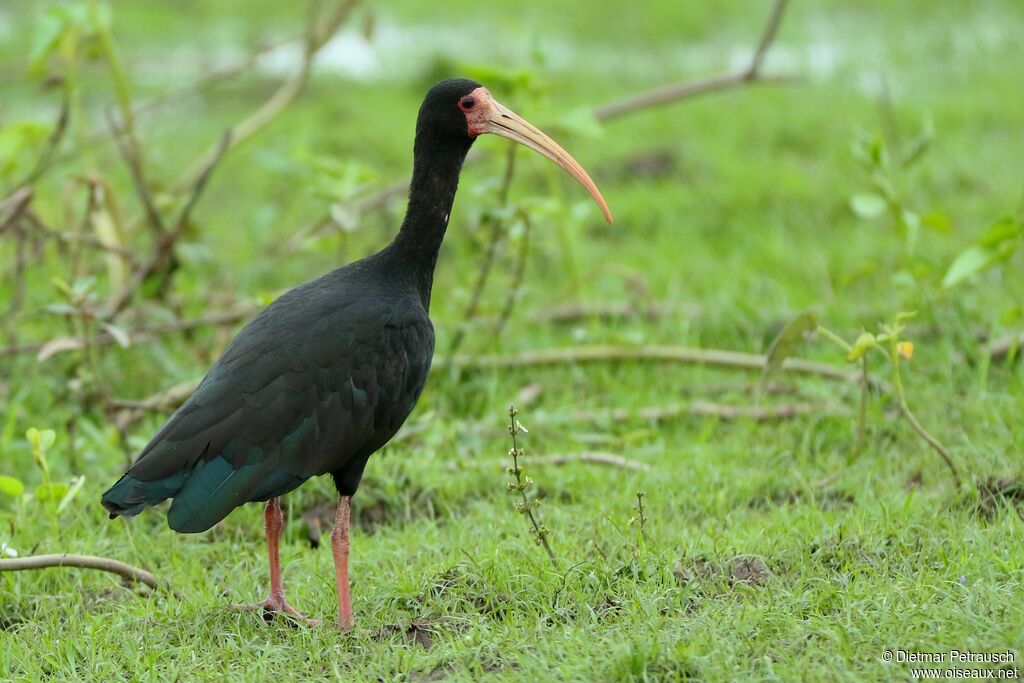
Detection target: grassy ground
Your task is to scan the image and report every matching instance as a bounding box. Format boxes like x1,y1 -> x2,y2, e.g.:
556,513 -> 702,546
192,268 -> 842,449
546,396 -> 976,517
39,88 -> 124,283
2,0 -> 1023,680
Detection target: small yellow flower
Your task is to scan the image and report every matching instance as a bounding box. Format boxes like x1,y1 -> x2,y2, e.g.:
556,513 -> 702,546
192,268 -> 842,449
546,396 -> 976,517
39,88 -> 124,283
897,340 -> 914,359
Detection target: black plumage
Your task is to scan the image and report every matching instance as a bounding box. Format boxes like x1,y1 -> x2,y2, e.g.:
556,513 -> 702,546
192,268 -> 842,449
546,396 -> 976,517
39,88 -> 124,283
101,78 -> 610,628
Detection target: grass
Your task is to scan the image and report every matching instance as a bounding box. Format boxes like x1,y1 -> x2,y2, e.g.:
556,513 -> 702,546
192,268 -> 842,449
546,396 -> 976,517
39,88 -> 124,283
2,0 -> 1023,680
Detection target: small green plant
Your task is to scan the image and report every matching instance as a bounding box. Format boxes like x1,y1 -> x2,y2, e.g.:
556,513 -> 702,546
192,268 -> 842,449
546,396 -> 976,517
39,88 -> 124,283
943,212 -> 1023,288
505,405 -> 557,567
628,490 -> 647,559
849,123 -> 949,261
763,312 -> 962,489
25,427 -> 86,514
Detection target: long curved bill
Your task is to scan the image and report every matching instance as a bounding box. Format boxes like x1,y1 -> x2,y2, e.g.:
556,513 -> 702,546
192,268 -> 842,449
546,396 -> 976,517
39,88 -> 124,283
484,99 -> 613,224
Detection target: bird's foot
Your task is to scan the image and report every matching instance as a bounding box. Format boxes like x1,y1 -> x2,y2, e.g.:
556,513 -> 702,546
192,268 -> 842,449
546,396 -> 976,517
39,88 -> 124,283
335,614 -> 355,632
230,597 -> 320,626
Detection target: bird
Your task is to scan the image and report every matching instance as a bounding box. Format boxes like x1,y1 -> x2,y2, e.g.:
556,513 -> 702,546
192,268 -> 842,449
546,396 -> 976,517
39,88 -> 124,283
101,78 -> 612,630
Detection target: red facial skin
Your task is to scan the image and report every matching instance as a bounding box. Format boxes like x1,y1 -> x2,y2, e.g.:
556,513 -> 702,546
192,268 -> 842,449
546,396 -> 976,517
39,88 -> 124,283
459,86 -> 494,138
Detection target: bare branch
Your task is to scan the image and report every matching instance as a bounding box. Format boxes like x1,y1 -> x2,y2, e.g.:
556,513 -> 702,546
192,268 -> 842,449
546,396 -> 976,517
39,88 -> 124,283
0,553 -> 160,592
0,187 -> 34,231
106,109 -> 166,238
19,96 -> 70,186
491,210 -> 531,342
529,300 -> 701,325
171,0 -> 359,193
453,451 -> 650,472
173,130 -> 233,235
448,401 -> 845,443
593,0 -> 793,121
436,345 -> 889,390
102,130 -> 233,319
0,305 -> 256,359
747,0 -> 790,77
447,142 -> 518,357
22,209 -> 135,258
115,345 -> 881,422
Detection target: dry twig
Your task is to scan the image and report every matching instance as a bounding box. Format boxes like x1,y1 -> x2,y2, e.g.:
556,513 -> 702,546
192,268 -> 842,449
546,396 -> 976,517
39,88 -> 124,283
447,143 -> 518,357
102,131 -> 233,319
593,0 -> 793,120
529,300 -> 701,324
452,451 -> 649,472
436,345 -> 888,390
0,553 -> 159,592
77,345 -> 881,420
171,0 -> 359,193
1,306 -> 256,359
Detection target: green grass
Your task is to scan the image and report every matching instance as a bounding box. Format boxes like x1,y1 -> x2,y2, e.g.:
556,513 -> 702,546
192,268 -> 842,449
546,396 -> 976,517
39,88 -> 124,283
2,0 -> 1023,680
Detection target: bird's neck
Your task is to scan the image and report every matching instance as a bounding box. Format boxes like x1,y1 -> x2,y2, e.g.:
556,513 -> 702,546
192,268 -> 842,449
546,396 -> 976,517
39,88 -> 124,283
388,138 -> 471,308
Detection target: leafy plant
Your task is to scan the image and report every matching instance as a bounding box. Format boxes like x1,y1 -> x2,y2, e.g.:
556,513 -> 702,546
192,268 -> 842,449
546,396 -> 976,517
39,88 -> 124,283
942,212 -> 1024,289
505,405 -> 557,567
763,312 -> 962,489
25,427 -> 86,514
849,123 -> 950,261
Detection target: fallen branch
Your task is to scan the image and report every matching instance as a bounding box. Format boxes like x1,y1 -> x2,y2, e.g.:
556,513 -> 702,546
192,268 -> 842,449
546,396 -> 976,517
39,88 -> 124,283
0,553 -> 159,592
451,401 -> 844,442
89,345 -> 884,422
451,451 -> 649,472
0,306 -> 256,360
593,0 -> 793,121
557,400 -> 842,424
436,345 -> 888,390
529,300 -> 702,324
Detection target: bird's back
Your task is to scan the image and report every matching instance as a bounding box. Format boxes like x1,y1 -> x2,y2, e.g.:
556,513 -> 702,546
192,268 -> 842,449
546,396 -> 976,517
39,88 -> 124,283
101,259 -> 434,532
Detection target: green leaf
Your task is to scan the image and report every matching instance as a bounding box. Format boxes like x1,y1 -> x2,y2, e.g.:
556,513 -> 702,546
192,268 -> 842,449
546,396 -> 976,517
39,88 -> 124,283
0,475 -> 25,498
920,210 -> 951,234
37,429 -> 56,451
900,119 -> 934,169
979,215 -> 1023,248
100,322 -> 130,348
850,193 -> 887,219
28,10 -> 66,73
35,482 -> 69,503
942,246 -> 997,288
57,476 -> 86,513
847,332 -> 877,362
760,312 -> 818,392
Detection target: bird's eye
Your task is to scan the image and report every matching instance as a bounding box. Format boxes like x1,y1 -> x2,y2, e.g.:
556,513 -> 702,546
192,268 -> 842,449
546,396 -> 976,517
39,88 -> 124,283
459,96 -> 476,111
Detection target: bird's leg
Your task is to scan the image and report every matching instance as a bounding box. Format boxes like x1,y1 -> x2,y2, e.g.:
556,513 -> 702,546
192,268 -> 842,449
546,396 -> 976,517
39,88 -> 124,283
230,497 -> 319,625
331,495 -> 355,631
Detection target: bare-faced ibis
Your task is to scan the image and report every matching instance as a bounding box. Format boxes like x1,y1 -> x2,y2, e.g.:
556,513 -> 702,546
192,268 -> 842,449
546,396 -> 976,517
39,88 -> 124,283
101,79 -> 612,629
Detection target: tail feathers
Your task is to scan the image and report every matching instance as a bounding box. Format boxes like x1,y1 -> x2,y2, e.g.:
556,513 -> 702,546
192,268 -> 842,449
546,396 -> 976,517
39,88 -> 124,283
167,456 -> 278,534
104,456 -> 307,534
101,471 -> 188,518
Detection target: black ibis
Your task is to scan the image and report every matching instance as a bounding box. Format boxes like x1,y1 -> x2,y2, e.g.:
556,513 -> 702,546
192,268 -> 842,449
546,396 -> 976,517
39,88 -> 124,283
101,78 -> 612,629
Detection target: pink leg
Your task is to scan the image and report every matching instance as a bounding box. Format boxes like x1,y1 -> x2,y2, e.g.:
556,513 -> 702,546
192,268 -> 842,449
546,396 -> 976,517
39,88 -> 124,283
331,496 -> 355,631
231,497 -> 318,625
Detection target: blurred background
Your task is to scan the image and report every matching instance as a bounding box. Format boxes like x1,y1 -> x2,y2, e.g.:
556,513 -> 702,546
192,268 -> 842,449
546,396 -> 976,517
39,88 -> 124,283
1,0 -> 1022,678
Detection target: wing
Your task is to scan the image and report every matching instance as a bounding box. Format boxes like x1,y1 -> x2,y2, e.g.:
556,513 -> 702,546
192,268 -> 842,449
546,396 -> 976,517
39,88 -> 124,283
101,272 -> 434,532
